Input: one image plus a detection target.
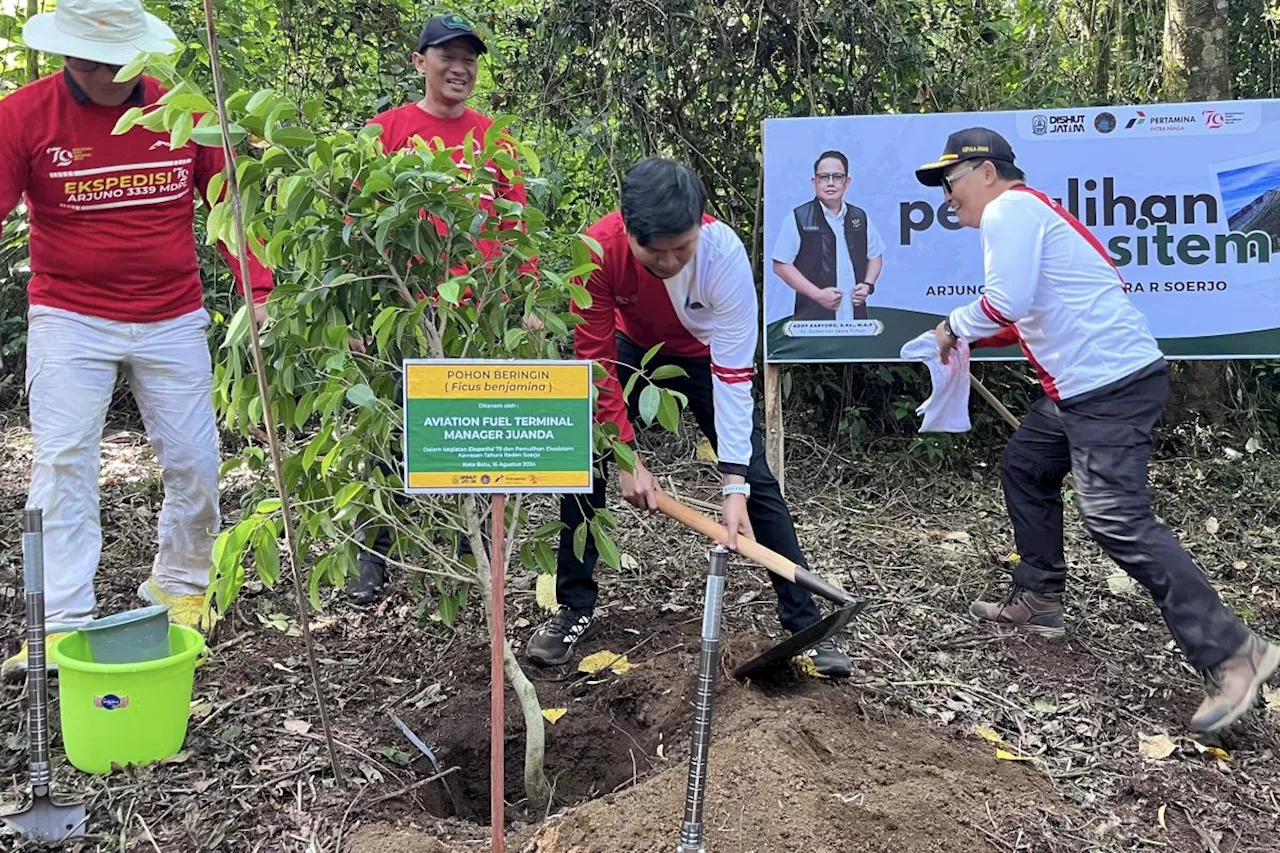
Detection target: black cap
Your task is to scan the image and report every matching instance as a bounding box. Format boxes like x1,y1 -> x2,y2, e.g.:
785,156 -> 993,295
915,127 -> 1016,187
416,13 -> 487,55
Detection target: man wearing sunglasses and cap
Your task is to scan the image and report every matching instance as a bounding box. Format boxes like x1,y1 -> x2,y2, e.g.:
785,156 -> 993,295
346,13 -> 535,605
0,0 -> 273,679
914,127 -> 1278,733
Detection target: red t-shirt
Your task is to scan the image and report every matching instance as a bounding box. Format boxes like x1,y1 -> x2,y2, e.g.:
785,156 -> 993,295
0,72 -> 273,323
367,103 -> 534,282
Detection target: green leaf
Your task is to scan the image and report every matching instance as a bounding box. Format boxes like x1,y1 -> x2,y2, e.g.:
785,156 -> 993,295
362,169 -> 393,194
567,283 -> 592,309
657,391 -> 680,433
573,520 -> 588,562
256,498 -> 283,515
261,146 -> 291,169
220,303 -> 250,349
438,279 -> 461,305
114,53 -> 149,84
111,106 -> 145,136
302,98 -> 323,122
346,383 -> 377,409
649,364 -> 687,382
334,481 -> 364,509
504,327 -> 525,351
639,384 -> 660,424
245,89 -> 276,117
640,342 -> 663,367
612,440 -> 636,473
191,124 -> 246,147
270,127 -> 316,149
594,525 -> 621,569
164,93 -> 216,114
254,534 -> 280,588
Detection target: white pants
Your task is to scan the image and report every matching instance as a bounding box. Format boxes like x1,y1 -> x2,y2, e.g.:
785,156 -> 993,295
25,305 -> 221,632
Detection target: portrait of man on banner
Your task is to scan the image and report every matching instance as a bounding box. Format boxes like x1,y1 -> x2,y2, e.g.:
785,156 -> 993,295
770,149 -> 886,325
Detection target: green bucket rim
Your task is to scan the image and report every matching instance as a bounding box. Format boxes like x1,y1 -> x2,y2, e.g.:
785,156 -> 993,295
50,623 -> 206,674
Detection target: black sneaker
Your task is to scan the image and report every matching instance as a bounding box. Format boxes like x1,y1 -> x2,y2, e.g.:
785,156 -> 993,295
527,606 -> 598,666
803,636 -> 853,678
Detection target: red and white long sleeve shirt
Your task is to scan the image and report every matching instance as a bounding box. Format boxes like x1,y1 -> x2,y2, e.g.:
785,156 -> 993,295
948,186 -> 1162,401
0,71 -> 272,324
574,212 -> 757,474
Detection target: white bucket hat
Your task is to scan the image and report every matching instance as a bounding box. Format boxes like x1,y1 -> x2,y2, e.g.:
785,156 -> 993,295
23,0 -> 176,66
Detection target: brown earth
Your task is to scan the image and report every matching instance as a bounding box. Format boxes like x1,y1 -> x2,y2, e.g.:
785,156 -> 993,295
2,413 -> 1279,853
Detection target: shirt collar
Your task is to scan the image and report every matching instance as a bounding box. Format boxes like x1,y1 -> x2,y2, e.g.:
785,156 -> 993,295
63,68 -> 146,107
821,201 -> 848,220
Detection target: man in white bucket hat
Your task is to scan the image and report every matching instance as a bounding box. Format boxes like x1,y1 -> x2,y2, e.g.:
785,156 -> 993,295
1,0 -> 273,679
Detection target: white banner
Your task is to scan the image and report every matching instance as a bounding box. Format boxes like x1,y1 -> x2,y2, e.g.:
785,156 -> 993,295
762,99 -> 1280,362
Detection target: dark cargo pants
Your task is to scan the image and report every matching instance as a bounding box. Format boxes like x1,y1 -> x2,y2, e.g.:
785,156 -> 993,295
1002,358 -> 1248,671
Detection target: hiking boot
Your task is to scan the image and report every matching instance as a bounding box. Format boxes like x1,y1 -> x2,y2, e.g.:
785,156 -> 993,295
347,525 -> 392,606
969,584 -> 1065,640
802,636 -> 853,678
1191,633 -> 1280,733
526,606 -> 598,666
346,552 -> 388,606
1,633 -> 70,682
139,578 -> 215,632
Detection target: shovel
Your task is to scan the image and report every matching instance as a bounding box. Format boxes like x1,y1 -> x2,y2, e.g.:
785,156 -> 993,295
1,509 -> 88,845
654,493 -> 865,679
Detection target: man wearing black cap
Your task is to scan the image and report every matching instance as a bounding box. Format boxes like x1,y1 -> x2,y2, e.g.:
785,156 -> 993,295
347,13 -> 531,604
916,127 -> 1278,733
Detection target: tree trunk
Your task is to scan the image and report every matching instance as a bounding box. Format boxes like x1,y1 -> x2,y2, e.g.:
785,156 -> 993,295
26,0 -> 39,83
1162,0 -> 1232,414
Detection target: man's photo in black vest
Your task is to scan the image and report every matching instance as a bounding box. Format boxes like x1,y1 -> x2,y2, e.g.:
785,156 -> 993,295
771,150 -> 886,322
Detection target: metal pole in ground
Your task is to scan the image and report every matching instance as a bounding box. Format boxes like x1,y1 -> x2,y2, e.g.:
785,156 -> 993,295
677,544 -> 728,853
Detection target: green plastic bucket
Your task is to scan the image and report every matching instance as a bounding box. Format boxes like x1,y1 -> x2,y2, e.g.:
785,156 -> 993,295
49,623 -> 205,774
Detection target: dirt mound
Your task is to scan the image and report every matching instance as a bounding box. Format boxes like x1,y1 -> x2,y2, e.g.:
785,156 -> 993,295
345,824 -> 458,853
526,692 -> 1058,853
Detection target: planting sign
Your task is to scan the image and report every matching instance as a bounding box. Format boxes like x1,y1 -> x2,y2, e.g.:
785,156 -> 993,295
402,359 -> 594,494
762,97 -> 1280,362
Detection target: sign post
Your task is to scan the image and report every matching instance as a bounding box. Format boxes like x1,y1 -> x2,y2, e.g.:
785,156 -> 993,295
403,358 -> 594,852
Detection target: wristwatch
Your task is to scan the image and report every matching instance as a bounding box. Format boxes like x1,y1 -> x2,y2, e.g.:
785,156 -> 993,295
942,317 -> 958,340
859,281 -> 876,295
722,483 -> 751,498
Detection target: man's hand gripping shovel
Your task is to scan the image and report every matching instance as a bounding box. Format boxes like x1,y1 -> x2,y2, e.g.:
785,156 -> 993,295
654,492 -> 866,679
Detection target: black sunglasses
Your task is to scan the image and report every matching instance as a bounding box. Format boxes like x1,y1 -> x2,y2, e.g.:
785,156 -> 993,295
65,57 -> 123,73
941,162 -> 982,194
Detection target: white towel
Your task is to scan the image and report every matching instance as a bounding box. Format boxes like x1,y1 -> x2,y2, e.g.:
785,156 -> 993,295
899,330 -> 972,432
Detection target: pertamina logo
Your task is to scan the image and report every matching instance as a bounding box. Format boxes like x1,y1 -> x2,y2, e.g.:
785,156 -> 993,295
1124,111 -> 1147,129
1148,113 -> 1197,133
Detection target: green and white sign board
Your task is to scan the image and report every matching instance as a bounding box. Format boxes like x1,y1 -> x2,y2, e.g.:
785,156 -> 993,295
402,359 -> 594,495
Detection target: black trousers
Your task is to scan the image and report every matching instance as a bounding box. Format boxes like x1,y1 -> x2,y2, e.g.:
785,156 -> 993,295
555,334 -> 823,633
1003,359 -> 1248,671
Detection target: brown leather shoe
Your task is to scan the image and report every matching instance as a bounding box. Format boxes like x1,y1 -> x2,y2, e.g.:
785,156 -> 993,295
1191,633 -> 1280,733
969,585 -> 1066,640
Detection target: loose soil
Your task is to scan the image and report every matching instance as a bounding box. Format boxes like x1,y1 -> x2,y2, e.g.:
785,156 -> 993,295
2,413 -> 1279,853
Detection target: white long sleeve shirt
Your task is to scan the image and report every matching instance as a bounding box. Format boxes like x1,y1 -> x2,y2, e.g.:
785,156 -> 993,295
948,186 -> 1163,401
573,212 -> 757,474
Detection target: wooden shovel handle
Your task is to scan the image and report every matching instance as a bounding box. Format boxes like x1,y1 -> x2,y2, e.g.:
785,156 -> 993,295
654,491 -> 860,610
654,491 -> 799,581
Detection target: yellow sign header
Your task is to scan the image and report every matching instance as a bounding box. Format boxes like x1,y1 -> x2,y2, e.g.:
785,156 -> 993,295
407,362 -> 590,400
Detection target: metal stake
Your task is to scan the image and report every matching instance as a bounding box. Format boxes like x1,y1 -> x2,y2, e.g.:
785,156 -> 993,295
1,509 -> 87,844
677,544 -> 728,853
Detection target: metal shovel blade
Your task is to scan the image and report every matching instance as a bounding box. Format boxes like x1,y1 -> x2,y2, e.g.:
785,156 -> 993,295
2,797 -> 87,845
732,599 -> 864,680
